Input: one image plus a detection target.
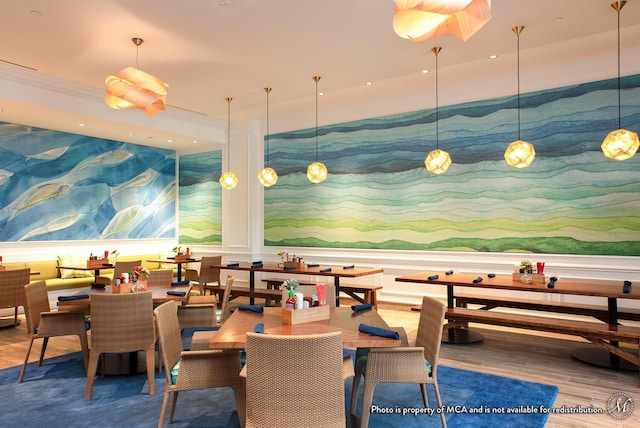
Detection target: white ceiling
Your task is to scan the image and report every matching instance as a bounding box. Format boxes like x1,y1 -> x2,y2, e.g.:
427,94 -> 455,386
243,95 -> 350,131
1,0 -> 639,153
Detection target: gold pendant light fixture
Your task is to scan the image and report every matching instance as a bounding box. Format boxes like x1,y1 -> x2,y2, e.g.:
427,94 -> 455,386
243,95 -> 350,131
424,47 -> 452,175
307,76 -> 328,184
258,87 -> 278,187
504,26 -> 535,168
219,97 -> 238,190
105,37 -> 168,117
601,1 -> 639,161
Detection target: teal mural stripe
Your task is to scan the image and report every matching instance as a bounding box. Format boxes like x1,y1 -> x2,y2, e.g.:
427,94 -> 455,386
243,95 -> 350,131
178,151 -> 222,245
264,75 -> 640,255
0,122 -> 176,241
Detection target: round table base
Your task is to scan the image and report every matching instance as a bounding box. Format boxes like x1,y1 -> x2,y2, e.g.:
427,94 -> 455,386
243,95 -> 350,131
572,346 -> 637,371
441,328 -> 484,344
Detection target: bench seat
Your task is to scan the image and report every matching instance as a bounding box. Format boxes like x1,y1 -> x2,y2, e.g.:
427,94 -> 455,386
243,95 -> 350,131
207,285 -> 283,305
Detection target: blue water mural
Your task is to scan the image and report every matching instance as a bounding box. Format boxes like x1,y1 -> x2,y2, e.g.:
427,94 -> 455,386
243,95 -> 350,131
0,123 -> 176,241
178,151 -> 222,245
264,75 -> 640,256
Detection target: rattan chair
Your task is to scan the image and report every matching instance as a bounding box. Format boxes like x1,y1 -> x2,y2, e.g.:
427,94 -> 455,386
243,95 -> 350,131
84,291 -> 155,401
188,274 -> 235,351
18,280 -> 89,382
245,331 -> 345,428
280,284 -> 336,308
189,256 -> 222,296
350,295 -> 447,428
0,268 -> 31,327
154,301 -> 246,428
147,269 -> 173,287
95,260 -> 142,285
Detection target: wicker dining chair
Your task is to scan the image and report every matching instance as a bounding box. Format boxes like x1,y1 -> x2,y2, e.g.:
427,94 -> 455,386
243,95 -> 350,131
84,291 -> 155,401
350,295 -> 447,428
147,269 -> 173,287
154,301 -> 246,428
18,280 -> 89,382
95,260 -> 142,285
190,256 -> 222,296
187,274 -> 235,351
244,331 -> 345,428
0,268 -> 31,327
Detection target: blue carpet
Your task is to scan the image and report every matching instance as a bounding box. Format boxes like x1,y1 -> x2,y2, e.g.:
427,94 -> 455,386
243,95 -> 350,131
0,351 -> 558,428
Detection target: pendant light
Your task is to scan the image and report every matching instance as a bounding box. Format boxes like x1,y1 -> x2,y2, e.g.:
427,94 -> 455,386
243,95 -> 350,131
601,1 -> 639,161
307,76 -> 328,184
424,47 -> 452,174
219,97 -> 238,190
504,26 -> 536,168
258,87 -> 278,187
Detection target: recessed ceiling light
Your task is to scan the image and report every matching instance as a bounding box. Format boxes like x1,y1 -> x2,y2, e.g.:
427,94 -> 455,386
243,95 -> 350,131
128,132 -> 134,136
365,82 -> 373,86
421,69 -> 429,74
29,10 -> 42,16
79,123 -> 86,127
219,0 -> 232,6
192,140 -> 198,144
489,55 -> 498,59
167,139 -> 173,143
0,108 -> 4,112
318,92 -> 324,96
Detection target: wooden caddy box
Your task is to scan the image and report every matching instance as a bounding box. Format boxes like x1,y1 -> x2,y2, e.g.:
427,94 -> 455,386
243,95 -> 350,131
281,305 -> 330,325
512,272 -> 546,284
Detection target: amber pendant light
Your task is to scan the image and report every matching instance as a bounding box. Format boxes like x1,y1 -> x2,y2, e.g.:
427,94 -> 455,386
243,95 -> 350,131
219,97 -> 238,190
425,47 -> 452,174
258,87 -> 278,187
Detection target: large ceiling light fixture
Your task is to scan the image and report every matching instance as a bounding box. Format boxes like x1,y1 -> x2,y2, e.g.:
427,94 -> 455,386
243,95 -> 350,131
105,37 -> 168,117
425,47 -> 451,175
258,87 -> 278,187
504,26 -> 535,168
307,76 -> 328,184
219,97 -> 238,190
601,1 -> 639,161
393,0 -> 492,43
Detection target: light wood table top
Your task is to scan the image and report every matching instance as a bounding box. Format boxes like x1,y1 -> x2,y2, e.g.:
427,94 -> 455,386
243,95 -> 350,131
56,284 -> 189,308
209,306 -> 402,350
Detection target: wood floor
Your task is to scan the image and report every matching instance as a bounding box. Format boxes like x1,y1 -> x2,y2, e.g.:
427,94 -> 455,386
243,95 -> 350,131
2,299 -> 638,427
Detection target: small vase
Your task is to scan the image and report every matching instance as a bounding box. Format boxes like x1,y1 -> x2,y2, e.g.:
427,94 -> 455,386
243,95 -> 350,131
132,280 -> 146,292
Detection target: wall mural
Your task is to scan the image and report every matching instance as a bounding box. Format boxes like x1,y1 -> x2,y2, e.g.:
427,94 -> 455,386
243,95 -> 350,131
264,74 -> 640,256
0,123 -> 176,241
178,151 -> 222,245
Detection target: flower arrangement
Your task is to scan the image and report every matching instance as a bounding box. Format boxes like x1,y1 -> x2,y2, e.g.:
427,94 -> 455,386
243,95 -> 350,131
132,266 -> 150,281
277,250 -> 286,262
281,278 -> 299,292
518,260 -> 533,274
173,245 -> 184,255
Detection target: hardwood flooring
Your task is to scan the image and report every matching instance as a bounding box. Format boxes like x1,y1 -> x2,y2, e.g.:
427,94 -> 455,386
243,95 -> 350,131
1,299 -> 638,427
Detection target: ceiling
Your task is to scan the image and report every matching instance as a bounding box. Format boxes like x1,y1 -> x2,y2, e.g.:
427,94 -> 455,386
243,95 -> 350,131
1,0 -> 639,153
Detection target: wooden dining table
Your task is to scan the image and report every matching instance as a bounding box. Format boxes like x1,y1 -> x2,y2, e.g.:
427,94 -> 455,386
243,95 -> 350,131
56,284 -> 190,309
208,306 -> 402,350
146,258 -> 200,282
210,262 -> 383,306
57,264 -> 114,277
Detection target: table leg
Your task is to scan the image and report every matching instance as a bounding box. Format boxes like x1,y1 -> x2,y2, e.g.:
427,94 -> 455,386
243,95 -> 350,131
334,277 -> 340,307
442,284 -> 483,344
249,271 -> 255,305
176,263 -> 183,282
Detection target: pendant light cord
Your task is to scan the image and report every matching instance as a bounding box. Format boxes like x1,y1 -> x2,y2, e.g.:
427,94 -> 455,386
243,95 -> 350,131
265,88 -> 271,165
314,76 -> 320,162
435,50 -> 439,149
616,4 -> 622,129
516,29 -> 522,141
226,97 -> 232,166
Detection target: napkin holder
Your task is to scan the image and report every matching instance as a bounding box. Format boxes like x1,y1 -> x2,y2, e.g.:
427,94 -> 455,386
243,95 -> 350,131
284,261 -> 305,270
87,258 -> 107,269
174,254 -> 189,262
282,305 -> 330,325
512,273 -> 545,284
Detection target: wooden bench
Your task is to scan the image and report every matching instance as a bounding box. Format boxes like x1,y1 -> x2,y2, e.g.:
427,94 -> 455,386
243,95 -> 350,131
339,284 -> 383,309
207,285 -> 283,306
445,307 -> 640,368
455,293 -> 640,323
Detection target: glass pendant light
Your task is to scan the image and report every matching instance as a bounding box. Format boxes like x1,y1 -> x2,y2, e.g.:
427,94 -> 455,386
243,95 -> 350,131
307,76 -> 328,184
219,97 -> 238,190
425,47 -> 452,174
258,87 -> 278,187
601,1 -> 639,161
505,26 -> 535,168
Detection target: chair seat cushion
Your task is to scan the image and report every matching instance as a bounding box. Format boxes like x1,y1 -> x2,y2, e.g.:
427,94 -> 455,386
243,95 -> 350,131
355,348 -> 433,376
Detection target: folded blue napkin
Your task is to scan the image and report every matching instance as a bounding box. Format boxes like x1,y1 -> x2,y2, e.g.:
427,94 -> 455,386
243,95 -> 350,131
343,264 -> 355,269
487,273 -> 496,278
252,261 -> 263,265
307,263 -> 320,267
227,263 -> 240,267
58,294 -> 90,302
358,323 -> 400,339
171,280 -> 190,286
283,265 -> 296,271
445,269 -> 454,275
547,276 -> 558,289
319,267 -> 332,273
101,263 -> 114,267
623,280 -> 632,294
238,304 -> 264,313
167,291 -> 186,297
91,283 -> 106,288
472,277 -> 483,283
428,274 -> 439,280
251,263 -> 264,269
352,303 -> 373,312
253,322 -> 265,334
